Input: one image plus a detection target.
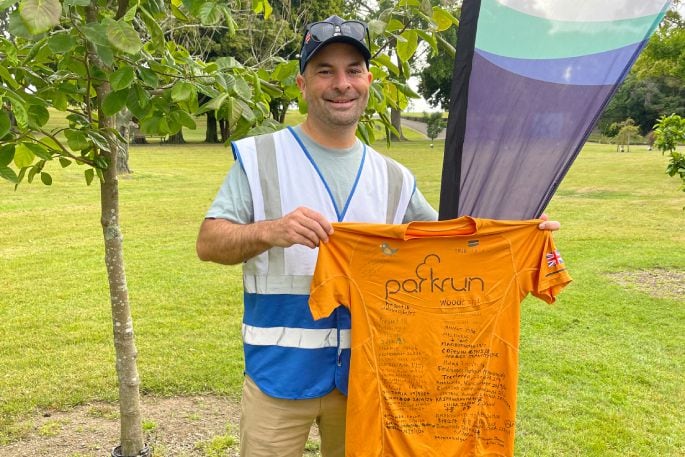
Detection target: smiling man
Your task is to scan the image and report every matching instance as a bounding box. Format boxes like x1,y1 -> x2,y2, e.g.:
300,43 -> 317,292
196,14 -> 561,457
196,15 -> 437,457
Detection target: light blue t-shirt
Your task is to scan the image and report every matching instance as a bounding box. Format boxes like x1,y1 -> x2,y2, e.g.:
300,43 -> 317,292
206,125 -> 437,223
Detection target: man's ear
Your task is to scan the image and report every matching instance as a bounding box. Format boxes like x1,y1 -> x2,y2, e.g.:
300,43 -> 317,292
296,73 -> 306,94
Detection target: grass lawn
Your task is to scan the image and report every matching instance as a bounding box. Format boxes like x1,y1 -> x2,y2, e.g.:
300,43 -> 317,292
0,137 -> 683,456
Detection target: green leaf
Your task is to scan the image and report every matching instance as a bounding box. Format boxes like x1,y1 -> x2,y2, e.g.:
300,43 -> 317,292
0,166 -> 18,183
138,67 -> 159,88
252,0 -> 272,19
65,129 -> 90,151
9,10 -> 32,39
198,2 -> 222,25
357,122 -> 370,144
106,20 -> 143,54
63,0 -> 90,5
0,144 -> 14,167
215,56 -> 241,70
110,67 -> 135,91
97,44 -> 115,65
14,143 -> 35,168
82,23 -> 109,46
170,2 -> 189,21
171,81 -> 195,102
0,111 -> 11,139
367,19 -> 386,39
102,89 -> 129,116
396,30 -> 418,62
40,171 -> 52,185
59,157 -> 71,168
372,54 -> 399,76
0,63 -> 20,90
87,131 -> 111,151
84,168 -> 94,185
123,4 -> 137,21
19,0 -> 61,35
233,77 -> 252,101
0,0 -> 16,10
170,110 -> 196,130
24,142 -> 52,160
28,104 -> 50,128
415,30 -> 438,54
47,32 -> 76,53
432,7 -> 458,31
28,164 -> 39,183
198,93 -> 228,114
9,97 -> 28,129
386,19 -> 405,33
139,6 -> 164,47
238,99 -> 255,123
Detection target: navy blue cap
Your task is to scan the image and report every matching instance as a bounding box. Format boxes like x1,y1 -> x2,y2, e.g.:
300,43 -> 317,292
299,15 -> 371,73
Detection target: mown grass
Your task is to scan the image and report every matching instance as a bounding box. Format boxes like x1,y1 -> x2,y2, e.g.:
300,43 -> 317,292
0,137 -> 683,456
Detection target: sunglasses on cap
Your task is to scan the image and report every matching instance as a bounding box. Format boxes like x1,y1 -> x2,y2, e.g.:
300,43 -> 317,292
305,20 -> 369,45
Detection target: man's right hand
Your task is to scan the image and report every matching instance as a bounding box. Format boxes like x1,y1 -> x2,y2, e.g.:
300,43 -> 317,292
267,207 -> 334,249
196,207 -> 333,265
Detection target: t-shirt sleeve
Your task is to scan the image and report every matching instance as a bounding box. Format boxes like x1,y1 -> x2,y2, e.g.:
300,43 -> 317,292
530,232 -> 572,303
403,187 -> 438,222
205,162 -> 254,223
309,236 -> 353,320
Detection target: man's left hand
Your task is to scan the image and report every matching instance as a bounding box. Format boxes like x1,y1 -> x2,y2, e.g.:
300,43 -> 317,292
538,213 -> 560,231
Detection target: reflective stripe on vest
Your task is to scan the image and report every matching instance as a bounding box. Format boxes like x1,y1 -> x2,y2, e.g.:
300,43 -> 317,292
243,324 -> 352,349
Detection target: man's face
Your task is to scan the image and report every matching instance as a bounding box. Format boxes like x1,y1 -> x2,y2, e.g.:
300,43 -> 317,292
297,42 -> 373,129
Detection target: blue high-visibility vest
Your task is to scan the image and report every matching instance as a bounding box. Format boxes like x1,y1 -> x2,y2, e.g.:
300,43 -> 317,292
233,127 -> 415,399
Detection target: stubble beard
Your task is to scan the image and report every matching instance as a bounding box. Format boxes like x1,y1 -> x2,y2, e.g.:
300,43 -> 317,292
315,91 -> 369,128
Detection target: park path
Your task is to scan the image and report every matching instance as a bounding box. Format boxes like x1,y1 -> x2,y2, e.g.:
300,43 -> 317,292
401,118 -> 447,140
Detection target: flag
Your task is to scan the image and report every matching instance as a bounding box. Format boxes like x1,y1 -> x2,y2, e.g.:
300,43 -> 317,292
546,250 -> 564,267
439,0 -> 671,220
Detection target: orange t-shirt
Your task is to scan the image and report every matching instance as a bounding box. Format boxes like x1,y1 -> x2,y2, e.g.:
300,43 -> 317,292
309,217 -> 572,457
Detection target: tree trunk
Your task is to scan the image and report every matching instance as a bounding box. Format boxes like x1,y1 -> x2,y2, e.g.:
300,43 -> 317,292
167,131 -> 185,144
391,108 -> 405,141
205,111 -> 219,143
99,92 -> 145,457
219,119 -> 229,143
89,4 -> 144,454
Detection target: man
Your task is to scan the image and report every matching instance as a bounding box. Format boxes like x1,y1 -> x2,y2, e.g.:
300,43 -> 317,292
196,15 -> 559,457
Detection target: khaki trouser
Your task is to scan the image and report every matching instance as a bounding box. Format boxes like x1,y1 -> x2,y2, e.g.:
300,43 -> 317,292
240,376 -> 347,457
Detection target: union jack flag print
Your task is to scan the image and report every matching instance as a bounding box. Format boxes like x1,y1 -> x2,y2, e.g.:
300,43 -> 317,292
546,250 -> 564,267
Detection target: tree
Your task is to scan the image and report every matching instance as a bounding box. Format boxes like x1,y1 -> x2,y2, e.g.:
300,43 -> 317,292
0,0 -> 277,455
615,118 -> 640,152
424,111 -> 446,144
654,114 -> 685,200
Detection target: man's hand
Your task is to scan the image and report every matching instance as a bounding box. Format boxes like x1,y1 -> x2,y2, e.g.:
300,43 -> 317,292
268,207 -> 334,249
538,213 -> 560,231
196,207 -> 334,265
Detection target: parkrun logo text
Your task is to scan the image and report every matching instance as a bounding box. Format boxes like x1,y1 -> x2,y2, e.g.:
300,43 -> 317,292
384,254 -> 485,309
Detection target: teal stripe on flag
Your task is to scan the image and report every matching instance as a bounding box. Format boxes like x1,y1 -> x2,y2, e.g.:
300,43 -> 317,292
476,0 -> 667,59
